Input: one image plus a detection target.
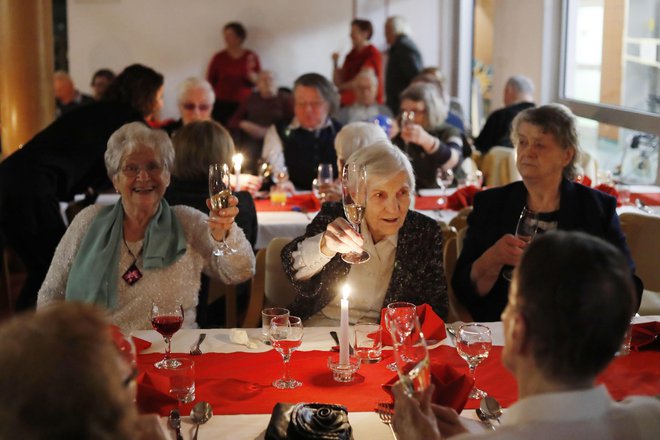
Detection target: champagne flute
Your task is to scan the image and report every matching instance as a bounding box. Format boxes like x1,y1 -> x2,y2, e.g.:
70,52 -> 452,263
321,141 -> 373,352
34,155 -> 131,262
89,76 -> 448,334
391,315 -> 431,396
209,163 -> 236,256
341,163 -> 370,264
384,301 -> 417,371
269,315 -> 304,389
456,323 -> 492,399
436,168 -> 455,206
151,302 -> 184,369
502,206 -> 539,280
401,110 -> 415,155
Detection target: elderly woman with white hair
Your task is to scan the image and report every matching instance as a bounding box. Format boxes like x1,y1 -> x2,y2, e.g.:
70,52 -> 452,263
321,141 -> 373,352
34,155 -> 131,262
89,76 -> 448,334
162,77 -> 215,136
392,82 -> 469,189
282,142 -> 449,324
37,122 -> 255,331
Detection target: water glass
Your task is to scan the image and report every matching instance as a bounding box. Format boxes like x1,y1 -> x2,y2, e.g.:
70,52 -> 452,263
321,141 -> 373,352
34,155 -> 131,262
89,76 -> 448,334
391,315 -> 431,396
167,358 -> 196,404
317,163 -> 334,185
597,169 -> 613,186
354,319 -> 382,363
261,307 -> 289,344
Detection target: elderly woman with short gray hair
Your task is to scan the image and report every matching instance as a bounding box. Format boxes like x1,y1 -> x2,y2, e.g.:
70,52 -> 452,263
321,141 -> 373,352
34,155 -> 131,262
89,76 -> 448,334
162,77 -> 215,136
37,122 -> 255,331
282,142 -> 448,324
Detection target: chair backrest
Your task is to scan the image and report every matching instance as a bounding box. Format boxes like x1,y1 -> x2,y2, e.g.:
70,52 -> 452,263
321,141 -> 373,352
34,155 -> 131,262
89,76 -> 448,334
481,146 -> 521,187
456,226 -> 468,255
578,150 -> 598,183
443,231 -> 473,323
619,212 -> 660,292
449,207 -> 473,232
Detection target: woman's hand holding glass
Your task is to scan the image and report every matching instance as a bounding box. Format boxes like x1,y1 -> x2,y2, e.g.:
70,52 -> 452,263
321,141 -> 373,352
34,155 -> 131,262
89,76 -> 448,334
208,163 -> 238,256
206,194 -> 239,239
320,217 -> 365,257
400,122 -> 436,152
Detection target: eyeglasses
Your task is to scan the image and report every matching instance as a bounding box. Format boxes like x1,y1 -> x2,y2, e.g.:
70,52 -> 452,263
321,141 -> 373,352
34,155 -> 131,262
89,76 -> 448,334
182,102 -> 212,111
121,162 -> 164,178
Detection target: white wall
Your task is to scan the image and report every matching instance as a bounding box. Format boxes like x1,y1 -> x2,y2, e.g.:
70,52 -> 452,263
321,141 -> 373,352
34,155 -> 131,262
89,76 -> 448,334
67,0 -> 444,119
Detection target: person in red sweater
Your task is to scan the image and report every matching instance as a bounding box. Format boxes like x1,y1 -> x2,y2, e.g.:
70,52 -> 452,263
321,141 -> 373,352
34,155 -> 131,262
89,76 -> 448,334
207,22 -> 260,124
332,19 -> 383,107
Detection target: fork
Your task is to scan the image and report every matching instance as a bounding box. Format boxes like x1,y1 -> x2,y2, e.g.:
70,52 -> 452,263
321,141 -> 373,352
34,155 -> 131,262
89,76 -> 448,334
376,402 -> 398,440
189,333 -> 207,356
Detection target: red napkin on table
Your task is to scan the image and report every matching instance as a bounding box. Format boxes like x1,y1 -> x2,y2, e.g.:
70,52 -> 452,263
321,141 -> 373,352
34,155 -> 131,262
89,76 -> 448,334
109,324 -> 152,354
595,184 -> 621,206
631,322 -> 660,351
380,304 -> 447,346
287,194 -> 321,212
137,371 -> 178,414
575,175 -> 592,187
437,186 -> 481,210
382,363 -> 474,412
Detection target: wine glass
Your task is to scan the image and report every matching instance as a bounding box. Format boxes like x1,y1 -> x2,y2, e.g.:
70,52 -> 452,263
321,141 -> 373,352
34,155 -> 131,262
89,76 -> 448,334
341,163 -> 370,264
384,302 -> 417,371
151,302 -> 184,369
401,110 -> 416,155
317,163 -> 334,185
456,323 -> 492,399
391,315 -> 431,396
209,163 -> 236,256
269,315 -> 304,389
502,206 -> 539,280
436,168 -> 455,206
272,166 -> 289,185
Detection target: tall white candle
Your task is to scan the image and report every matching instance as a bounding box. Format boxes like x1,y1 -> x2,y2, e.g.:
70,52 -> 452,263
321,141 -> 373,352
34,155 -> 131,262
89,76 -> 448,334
232,154 -> 243,191
339,284 -> 351,366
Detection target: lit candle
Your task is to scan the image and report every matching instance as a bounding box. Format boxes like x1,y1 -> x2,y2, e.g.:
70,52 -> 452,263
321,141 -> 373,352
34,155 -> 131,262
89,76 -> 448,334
339,284 -> 351,366
232,153 -> 243,191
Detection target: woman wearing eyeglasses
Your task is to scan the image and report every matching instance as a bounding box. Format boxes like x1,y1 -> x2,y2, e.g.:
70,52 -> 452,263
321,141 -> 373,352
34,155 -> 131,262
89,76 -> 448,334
37,122 -> 255,332
162,77 -> 215,136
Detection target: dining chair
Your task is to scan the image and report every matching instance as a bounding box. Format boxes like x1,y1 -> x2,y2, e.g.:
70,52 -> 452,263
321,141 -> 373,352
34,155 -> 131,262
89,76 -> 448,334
242,237 -> 297,327
481,146 -> 521,187
449,207 -> 473,232
619,212 -> 660,315
443,229 -> 473,323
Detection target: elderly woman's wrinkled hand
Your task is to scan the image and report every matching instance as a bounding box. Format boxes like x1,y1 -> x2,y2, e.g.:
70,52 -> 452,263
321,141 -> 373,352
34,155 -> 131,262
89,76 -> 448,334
206,195 -> 239,241
490,234 -> 528,267
392,383 -> 442,440
401,123 -> 434,151
320,217 -> 364,257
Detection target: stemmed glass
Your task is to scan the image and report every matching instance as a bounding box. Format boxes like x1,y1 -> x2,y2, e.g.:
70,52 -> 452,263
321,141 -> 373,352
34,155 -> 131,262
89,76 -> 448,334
384,302 -> 417,372
456,323 -> 492,399
436,168 -> 455,206
209,163 -> 236,256
401,110 -> 415,155
391,314 -> 431,396
269,315 -> 304,389
314,163 -> 335,202
151,302 -> 184,369
341,163 -> 370,264
502,206 -> 539,280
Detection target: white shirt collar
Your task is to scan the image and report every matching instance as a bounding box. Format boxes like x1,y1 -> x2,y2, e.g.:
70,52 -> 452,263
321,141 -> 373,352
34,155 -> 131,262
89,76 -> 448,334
287,117 -> 333,132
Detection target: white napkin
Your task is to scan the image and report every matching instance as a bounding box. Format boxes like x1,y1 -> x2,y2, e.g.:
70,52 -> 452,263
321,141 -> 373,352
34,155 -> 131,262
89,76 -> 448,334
229,329 -> 258,349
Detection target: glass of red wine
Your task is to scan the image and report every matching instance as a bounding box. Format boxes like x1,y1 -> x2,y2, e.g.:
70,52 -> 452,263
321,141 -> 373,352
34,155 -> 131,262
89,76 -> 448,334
151,302 -> 184,369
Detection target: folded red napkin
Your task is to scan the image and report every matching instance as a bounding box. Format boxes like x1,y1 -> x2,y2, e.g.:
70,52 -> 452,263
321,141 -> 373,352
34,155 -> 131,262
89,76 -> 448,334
380,304 -> 447,346
631,322 -> 660,351
137,371 -> 178,414
595,184 -> 621,206
437,186 -> 481,210
575,175 -> 592,187
382,363 -> 474,413
109,325 -> 151,354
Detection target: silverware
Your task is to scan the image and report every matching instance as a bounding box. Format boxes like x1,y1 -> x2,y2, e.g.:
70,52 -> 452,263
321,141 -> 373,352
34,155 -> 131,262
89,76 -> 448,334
190,401 -> 213,440
376,402 -> 398,439
480,396 -> 503,424
635,198 -> 655,214
476,408 -> 496,431
189,333 -> 207,356
330,330 -> 354,355
168,408 -> 183,440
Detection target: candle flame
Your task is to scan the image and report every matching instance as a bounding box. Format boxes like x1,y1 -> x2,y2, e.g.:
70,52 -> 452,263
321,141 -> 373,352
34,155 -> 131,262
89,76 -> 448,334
233,153 -> 244,167
342,284 -> 351,300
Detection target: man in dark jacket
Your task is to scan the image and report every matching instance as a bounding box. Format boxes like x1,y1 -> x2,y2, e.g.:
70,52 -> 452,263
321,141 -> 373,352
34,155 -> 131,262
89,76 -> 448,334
384,16 -> 423,114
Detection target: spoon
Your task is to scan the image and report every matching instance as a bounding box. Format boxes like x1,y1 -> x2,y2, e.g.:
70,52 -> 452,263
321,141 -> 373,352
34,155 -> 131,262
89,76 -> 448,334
635,198 -> 655,214
480,396 -> 503,424
475,408 -> 496,431
168,408 -> 183,440
190,401 -> 213,440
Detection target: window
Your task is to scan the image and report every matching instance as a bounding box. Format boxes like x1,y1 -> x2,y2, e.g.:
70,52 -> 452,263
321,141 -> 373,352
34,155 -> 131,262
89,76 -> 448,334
561,0 -> 660,184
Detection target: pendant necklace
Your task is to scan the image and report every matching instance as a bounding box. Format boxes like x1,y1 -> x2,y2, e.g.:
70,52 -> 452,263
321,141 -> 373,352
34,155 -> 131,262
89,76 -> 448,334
122,237 -> 143,286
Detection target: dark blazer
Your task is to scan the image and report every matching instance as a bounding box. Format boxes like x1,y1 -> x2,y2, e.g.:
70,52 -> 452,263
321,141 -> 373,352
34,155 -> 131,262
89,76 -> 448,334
281,202 -> 449,321
385,35 -> 423,113
452,179 -> 643,322
475,101 -> 535,154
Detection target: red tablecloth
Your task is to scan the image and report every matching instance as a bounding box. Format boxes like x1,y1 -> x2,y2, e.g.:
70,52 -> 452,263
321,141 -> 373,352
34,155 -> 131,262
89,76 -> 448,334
254,194 -> 320,213
137,345 -> 660,417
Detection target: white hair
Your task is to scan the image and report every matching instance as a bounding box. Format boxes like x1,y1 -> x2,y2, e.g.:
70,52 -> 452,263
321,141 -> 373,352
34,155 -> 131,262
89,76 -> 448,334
347,140 -> 415,192
335,122 -> 388,161
176,77 -> 215,105
386,16 -> 411,36
506,75 -> 534,95
104,122 -> 174,177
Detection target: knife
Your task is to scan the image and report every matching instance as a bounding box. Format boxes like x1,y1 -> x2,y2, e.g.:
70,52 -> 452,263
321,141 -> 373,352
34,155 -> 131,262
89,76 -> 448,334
330,330 -> 354,355
635,198 -> 655,214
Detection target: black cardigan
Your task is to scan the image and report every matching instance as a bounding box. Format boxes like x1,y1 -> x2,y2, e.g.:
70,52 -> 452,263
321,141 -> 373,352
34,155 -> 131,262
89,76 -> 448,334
281,202 -> 449,321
